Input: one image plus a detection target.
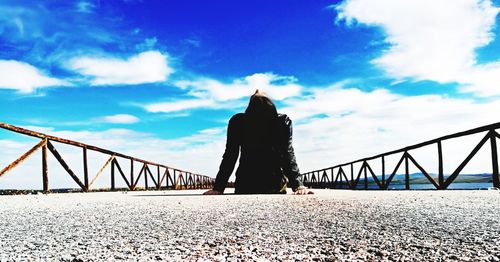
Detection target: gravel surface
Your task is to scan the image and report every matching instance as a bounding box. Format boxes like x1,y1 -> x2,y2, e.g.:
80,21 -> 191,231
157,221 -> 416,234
0,189 -> 499,261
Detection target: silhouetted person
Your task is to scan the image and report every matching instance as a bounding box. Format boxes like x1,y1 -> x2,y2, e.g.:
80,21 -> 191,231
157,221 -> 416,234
204,90 -> 312,195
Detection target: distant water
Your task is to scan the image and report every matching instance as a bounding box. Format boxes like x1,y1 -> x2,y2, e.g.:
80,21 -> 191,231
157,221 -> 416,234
385,182 -> 493,190
326,182 -> 496,190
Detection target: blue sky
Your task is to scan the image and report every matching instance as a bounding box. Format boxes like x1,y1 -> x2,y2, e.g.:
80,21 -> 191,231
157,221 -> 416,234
1,0 -> 500,188
1,0 -> 372,136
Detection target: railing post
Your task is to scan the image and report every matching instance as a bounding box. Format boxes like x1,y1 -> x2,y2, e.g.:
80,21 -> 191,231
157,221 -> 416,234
331,171 -> 336,189
166,169 -> 170,188
339,169 -> 343,188
363,163 -> 368,190
437,141 -> 444,189
490,131 -> 499,188
42,140 -> 49,193
130,159 -> 134,190
381,156 -> 385,189
111,158 -> 115,190
405,152 -> 410,190
173,169 -> 177,189
83,147 -> 89,192
157,165 -> 161,190
330,168 -> 334,189
144,164 -> 149,189
350,163 -> 354,182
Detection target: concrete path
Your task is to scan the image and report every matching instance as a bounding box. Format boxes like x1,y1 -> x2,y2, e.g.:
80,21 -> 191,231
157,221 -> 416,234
0,189 -> 499,261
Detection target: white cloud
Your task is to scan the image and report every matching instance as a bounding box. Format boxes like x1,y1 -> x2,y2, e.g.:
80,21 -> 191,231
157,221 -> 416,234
68,51 -> 173,85
459,62 -> 500,96
13,17 -> 24,36
176,73 -> 302,101
29,115 -> 140,126
144,99 -> 215,113
0,140 -> 26,150
143,73 -> 302,113
95,114 -> 140,124
336,0 -> 500,96
0,6 -> 28,38
135,37 -> 158,51
76,1 -> 96,13
0,60 -> 68,93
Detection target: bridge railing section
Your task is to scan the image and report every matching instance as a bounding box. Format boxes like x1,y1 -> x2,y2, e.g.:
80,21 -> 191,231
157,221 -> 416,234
301,122 -> 500,190
0,122 -> 215,193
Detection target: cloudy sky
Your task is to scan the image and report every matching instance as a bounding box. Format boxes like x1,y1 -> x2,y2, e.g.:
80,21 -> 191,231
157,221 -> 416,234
1,0 -> 500,189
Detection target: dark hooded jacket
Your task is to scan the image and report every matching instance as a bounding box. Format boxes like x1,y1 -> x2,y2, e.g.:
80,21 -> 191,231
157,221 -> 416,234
213,113 -> 303,194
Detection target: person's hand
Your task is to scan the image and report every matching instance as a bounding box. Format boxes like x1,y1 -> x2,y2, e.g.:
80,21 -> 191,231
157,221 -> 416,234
203,189 -> 222,195
293,186 -> 314,195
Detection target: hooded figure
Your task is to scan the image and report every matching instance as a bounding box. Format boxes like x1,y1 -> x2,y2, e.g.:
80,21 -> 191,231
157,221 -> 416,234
204,90 -> 309,195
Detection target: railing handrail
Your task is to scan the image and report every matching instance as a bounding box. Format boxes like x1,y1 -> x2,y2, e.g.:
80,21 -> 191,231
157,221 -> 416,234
0,122 -> 198,175
301,120 -> 500,190
307,121 -> 500,173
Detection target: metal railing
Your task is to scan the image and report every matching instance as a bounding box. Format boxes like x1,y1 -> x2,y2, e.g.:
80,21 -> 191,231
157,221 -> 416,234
301,122 -> 500,190
0,122 -> 215,193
